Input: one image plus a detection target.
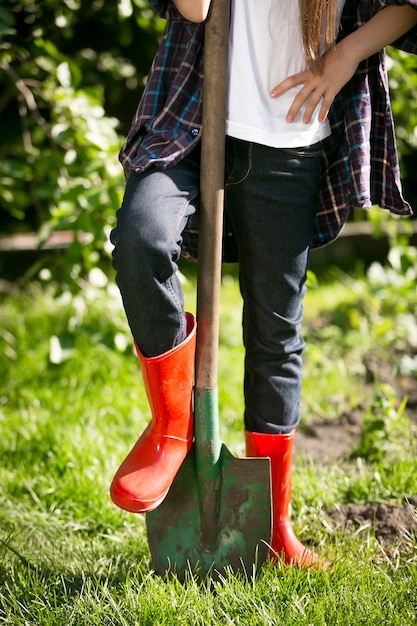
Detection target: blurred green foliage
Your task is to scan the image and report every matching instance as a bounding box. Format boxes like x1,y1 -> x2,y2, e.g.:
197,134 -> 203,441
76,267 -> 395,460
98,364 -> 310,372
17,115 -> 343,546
388,49 -> 417,208
0,1 -> 164,287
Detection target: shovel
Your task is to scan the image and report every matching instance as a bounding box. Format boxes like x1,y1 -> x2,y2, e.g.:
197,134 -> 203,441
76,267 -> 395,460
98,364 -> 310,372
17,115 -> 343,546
145,0 -> 271,580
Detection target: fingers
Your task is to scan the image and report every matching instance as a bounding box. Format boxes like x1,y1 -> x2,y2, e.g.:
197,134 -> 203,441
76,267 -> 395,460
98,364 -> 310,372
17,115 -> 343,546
317,96 -> 333,123
301,86 -> 332,124
289,85 -> 323,124
270,71 -> 335,125
270,71 -> 308,98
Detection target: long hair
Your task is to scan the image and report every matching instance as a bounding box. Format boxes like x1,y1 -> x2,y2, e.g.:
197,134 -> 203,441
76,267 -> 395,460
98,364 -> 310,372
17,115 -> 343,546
299,0 -> 339,72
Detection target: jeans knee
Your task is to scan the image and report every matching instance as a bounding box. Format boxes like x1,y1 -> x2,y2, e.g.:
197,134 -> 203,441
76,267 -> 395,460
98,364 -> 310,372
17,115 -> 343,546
111,209 -> 180,290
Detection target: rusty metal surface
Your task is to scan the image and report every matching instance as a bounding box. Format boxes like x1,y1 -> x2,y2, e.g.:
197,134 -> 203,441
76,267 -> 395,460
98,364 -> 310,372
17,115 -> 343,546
146,445 -> 271,580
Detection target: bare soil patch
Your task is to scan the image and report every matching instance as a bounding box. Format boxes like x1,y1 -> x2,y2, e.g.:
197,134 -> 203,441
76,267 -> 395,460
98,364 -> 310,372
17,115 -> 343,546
294,350 -> 417,553
325,500 -> 417,553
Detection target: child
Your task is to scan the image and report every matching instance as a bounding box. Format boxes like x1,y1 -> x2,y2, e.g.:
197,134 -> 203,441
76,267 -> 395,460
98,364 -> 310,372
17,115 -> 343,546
110,0 -> 417,566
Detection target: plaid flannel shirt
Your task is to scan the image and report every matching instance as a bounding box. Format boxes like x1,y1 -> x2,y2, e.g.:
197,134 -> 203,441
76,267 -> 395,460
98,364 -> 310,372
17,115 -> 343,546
119,0 -> 417,250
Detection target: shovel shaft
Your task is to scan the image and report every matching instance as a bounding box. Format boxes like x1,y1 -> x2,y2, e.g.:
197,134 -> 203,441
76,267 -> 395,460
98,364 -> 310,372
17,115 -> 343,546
194,387 -> 221,548
194,0 -> 231,545
195,0 -> 230,395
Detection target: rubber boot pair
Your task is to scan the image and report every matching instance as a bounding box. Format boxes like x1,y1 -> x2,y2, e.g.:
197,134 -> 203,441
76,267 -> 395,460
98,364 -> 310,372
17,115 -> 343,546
110,312 -> 196,513
245,429 -> 326,568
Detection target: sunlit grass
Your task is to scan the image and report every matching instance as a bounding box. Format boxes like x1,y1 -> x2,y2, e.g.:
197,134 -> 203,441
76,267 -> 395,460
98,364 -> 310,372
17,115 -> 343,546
1,261 -> 416,624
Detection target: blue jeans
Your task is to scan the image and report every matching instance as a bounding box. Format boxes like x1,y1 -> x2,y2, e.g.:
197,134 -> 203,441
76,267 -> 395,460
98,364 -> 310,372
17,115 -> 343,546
111,136 -> 322,433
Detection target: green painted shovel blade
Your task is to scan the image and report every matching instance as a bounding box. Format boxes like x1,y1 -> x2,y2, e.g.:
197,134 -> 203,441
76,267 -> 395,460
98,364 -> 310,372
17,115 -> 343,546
146,443 -> 271,580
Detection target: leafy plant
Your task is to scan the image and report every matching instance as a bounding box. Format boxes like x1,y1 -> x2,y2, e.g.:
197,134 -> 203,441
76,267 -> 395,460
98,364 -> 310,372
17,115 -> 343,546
351,384 -> 411,463
0,1 -> 164,288
388,48 -> 417,208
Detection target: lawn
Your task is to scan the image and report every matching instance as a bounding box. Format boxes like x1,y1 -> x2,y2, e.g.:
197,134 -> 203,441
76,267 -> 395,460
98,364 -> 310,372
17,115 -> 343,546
0,249 -> 416,625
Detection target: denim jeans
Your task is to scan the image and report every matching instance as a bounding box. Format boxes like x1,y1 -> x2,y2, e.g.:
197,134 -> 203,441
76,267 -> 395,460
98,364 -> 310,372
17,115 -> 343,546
111,136 -> 322,433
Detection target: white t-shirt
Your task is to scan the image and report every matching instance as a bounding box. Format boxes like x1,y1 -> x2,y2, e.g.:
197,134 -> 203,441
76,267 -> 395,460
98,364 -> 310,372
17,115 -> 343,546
226,0 -> 346,148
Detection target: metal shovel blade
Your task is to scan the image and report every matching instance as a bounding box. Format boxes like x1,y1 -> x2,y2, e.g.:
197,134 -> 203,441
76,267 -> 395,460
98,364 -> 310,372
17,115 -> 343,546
146,445 -> 271,580
146,387 -> 271,579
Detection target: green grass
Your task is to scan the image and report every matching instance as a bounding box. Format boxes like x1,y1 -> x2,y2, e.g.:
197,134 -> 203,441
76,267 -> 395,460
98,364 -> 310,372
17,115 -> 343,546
1,259 -> 416,624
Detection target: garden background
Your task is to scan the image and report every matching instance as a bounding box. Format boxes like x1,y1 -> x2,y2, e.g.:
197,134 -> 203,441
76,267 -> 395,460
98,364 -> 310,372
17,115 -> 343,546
1,2 -> 416,624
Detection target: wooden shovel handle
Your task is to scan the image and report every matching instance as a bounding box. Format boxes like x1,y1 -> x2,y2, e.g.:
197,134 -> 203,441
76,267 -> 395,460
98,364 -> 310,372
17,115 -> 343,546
195,0 -> 230,391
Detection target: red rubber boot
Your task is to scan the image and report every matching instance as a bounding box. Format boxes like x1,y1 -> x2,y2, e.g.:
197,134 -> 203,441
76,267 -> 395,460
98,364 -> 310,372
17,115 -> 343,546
110,312 -> 196,513
245,429 -> 326,567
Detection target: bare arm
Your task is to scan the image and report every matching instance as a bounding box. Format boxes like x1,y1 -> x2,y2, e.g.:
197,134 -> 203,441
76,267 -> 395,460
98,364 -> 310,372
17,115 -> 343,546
270,5 -> 417,124
173,0 -> 211,22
